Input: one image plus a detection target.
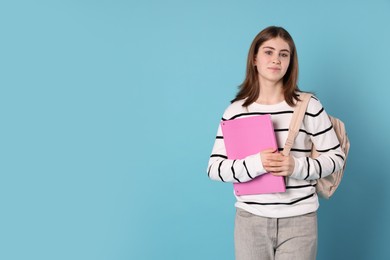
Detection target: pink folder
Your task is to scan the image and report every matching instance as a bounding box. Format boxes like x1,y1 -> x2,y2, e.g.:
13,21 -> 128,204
221,115 -> 286,196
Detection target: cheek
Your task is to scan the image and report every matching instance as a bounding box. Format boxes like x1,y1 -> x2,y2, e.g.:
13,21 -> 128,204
283,60 -> 291,71
256,56 -> 270,67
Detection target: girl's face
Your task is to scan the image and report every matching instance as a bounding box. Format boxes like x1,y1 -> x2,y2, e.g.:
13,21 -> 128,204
254,37 -> 291,85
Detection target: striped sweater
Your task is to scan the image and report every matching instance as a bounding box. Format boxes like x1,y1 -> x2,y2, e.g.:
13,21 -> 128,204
207,95 -> 345,218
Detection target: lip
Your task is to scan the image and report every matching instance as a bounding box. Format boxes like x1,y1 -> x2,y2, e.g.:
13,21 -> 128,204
268,67 -> 281,71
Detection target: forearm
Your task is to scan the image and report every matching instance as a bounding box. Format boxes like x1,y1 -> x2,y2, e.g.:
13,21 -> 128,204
290,148 -> 345,180
207,152 -> 266,183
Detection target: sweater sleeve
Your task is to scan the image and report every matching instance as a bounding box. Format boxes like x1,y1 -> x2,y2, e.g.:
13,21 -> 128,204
206,106 -> 267,183
290,97 -> 346,180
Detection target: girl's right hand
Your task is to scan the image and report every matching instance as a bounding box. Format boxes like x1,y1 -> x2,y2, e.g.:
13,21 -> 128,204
261,148 -> 295,176
260,148 -> 278,169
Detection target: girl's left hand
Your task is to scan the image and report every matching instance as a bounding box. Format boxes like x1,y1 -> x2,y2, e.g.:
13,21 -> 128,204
262,152 -> 295,176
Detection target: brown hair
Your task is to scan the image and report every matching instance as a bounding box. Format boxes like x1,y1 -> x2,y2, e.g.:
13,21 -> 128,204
231,26 -> 301,106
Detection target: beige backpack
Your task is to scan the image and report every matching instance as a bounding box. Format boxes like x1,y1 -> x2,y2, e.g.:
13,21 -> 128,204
282,93 -> 350,199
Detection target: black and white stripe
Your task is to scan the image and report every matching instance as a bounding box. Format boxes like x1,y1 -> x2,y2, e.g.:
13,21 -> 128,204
207,96 -> 345,218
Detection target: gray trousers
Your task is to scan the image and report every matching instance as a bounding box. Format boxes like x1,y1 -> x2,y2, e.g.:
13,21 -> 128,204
234,208 -> 318,260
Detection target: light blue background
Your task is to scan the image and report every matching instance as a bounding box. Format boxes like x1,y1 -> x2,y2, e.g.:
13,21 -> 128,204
1,0 -> 389,259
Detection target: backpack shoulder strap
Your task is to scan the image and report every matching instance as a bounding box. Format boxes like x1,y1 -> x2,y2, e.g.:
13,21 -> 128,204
282,93 -> 312,156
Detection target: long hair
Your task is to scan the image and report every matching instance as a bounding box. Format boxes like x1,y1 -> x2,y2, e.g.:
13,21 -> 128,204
232,26 -> 300,106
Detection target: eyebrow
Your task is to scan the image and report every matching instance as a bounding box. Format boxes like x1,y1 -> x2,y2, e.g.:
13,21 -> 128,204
262,46 -> 290,53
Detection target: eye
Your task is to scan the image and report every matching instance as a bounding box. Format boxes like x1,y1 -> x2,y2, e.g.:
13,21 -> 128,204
280,53 -> 289,58
265,51 -> 272,55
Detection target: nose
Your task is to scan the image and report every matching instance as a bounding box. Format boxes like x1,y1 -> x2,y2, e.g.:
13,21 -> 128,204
272,57 -> 281,64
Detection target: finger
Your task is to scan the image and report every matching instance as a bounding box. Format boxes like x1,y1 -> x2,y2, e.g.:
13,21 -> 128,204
261,148 -> 277,155
266,160 -> 287,167
267,153 -> 286,161
270,171 -> 288,176
264,165 -> 285,173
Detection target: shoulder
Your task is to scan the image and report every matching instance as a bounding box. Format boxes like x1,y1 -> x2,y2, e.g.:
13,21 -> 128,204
221,99 -> 247,120
301,93 -> 332,128
301,93 -> 325,115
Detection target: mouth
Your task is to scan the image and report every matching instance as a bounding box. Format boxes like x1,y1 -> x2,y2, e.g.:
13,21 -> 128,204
268,67 -> 281,72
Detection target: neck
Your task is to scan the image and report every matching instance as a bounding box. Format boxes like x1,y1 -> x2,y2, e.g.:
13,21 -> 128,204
256,79 -> 284,105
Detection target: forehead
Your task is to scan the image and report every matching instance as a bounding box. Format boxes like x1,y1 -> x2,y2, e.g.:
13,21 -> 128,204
260,37 -> 290,52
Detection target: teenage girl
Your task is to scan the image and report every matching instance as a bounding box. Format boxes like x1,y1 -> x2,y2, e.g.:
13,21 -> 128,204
207,26 -> 345,260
